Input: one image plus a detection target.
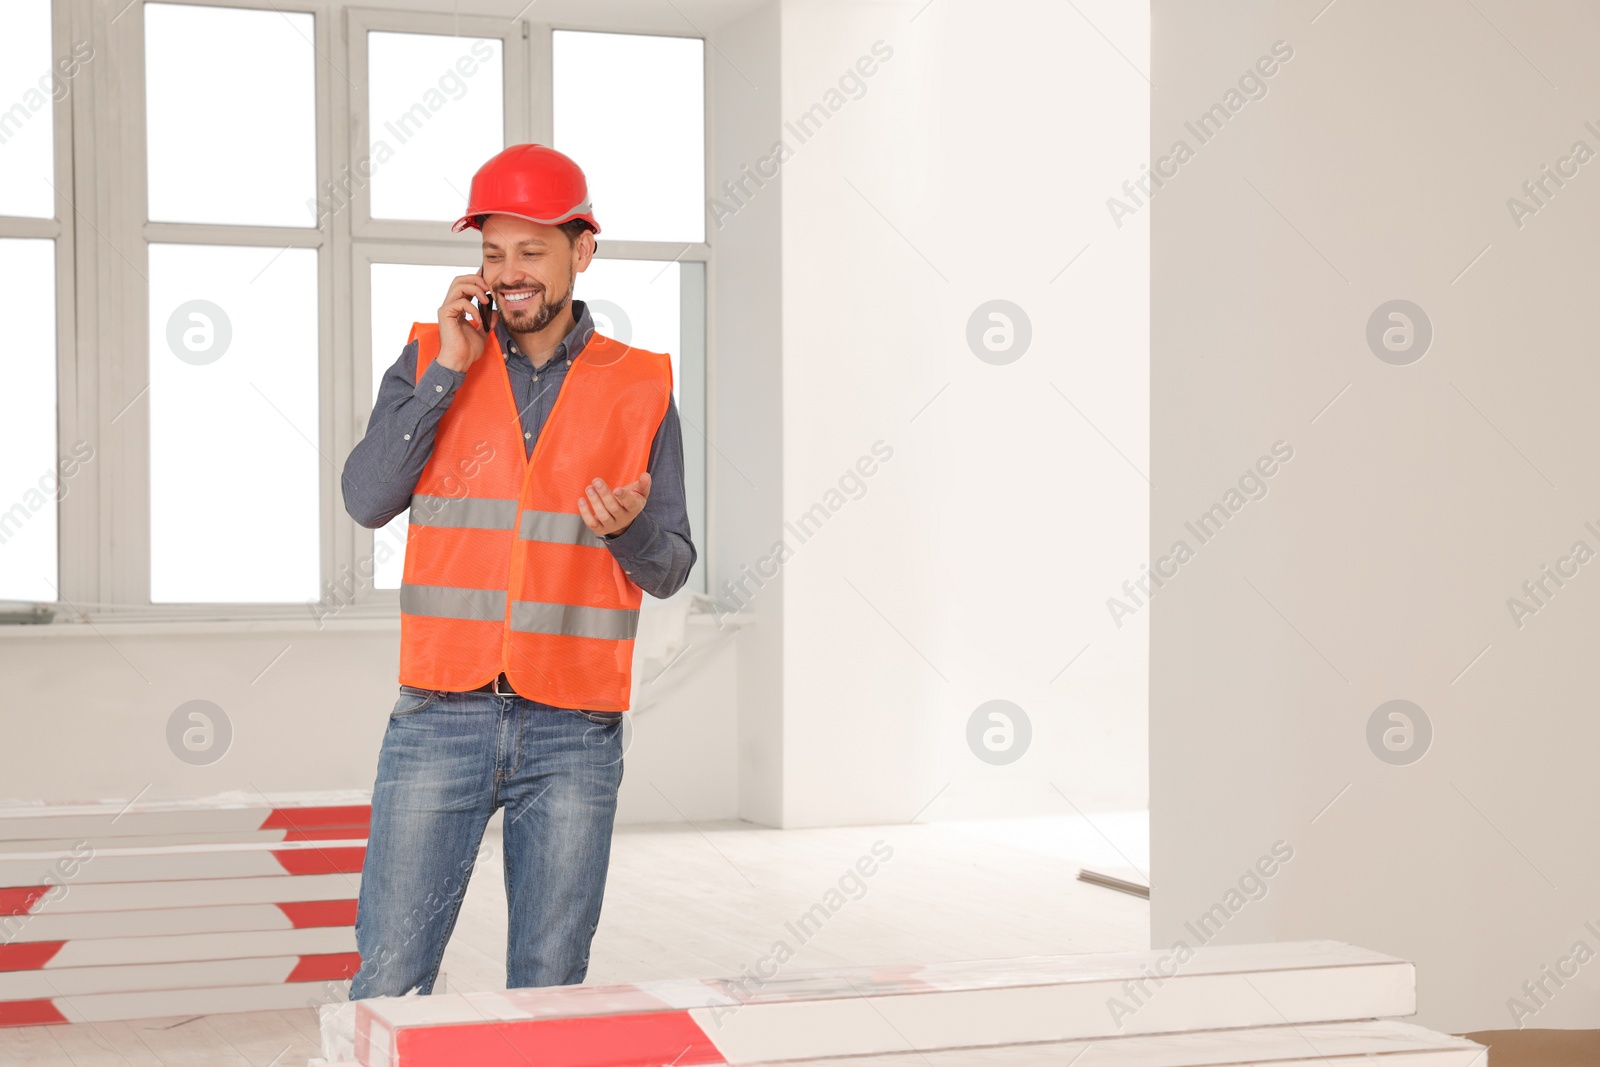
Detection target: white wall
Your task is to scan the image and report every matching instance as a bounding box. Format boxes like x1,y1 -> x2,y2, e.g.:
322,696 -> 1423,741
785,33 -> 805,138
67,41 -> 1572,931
1151,0 -> 1600,1033
0,613 -> 738,824
758,0 -> 1149,827
708,0 -> 788,828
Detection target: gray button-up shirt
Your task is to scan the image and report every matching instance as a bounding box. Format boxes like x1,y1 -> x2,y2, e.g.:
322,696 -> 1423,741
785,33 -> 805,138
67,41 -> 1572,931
341,298 -> 696,600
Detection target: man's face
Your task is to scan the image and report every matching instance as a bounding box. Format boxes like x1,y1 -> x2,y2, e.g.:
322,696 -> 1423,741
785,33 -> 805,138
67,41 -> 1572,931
480,214 -> 592,334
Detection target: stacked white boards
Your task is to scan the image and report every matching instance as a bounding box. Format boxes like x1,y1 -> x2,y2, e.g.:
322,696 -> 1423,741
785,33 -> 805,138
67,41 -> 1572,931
336,940 -> 1483,1067
0,790 -> 368,1027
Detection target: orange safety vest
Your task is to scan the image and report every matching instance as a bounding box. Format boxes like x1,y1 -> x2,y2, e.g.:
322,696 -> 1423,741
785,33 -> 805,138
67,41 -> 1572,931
396,321 -> 672,712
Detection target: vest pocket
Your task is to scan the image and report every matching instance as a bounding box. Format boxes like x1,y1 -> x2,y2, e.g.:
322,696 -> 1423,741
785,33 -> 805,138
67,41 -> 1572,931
392,685 -> 440,717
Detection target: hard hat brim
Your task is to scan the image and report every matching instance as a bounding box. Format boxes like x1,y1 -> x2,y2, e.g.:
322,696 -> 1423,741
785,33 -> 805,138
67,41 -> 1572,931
452,206 -> 600,236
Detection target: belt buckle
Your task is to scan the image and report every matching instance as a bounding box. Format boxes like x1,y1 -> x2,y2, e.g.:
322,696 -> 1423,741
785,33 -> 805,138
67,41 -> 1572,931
492,672 -> 511,696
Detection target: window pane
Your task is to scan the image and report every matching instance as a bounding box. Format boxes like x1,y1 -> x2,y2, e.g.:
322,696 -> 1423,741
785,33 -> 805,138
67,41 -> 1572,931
367,32 -> 503,222
0,239 -> 59,601
369,262 -> 468,590
553,32 -> 704,243
0,0 -> 57,218
149,244 -> 319,602
580,258 -> 681,403
145,4 -> 316,227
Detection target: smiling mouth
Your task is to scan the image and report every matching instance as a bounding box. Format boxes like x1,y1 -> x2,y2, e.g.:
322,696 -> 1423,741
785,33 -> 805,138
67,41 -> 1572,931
499,288 -> 538,306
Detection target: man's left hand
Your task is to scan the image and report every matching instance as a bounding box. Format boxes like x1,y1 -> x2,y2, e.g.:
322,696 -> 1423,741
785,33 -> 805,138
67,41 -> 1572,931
578,472 -> 651,537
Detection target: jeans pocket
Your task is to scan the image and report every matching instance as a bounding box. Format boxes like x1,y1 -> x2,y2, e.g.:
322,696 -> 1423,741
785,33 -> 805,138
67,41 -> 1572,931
571,709 -> 623,727
391,685 -> 440,717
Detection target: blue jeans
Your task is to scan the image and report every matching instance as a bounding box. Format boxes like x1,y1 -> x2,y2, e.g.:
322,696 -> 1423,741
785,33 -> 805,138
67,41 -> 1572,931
349,685 -> 624,999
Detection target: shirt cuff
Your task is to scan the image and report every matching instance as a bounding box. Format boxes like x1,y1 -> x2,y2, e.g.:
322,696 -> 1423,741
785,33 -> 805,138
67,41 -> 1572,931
602,511 -> 659,559
415,359 -> 465,407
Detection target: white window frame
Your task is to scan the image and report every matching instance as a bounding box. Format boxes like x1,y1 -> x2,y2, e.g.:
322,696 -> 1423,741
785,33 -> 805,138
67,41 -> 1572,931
1,0 -> 80,613
29,0 -> 709,625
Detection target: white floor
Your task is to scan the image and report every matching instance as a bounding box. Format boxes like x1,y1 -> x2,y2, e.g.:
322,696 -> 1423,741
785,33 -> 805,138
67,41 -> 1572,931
0,812 -> 1149,1066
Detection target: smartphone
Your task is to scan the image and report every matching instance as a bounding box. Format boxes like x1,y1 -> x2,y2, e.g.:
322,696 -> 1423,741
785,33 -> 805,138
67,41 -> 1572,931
474,267 -> 494,333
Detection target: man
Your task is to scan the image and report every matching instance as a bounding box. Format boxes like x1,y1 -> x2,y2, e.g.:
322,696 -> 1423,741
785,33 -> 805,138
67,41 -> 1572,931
340,143 -> 695,998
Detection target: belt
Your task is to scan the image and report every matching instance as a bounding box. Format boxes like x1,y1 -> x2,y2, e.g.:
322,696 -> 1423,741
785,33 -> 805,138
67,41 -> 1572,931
472,672 -> 516,695
468,673 -> 622,718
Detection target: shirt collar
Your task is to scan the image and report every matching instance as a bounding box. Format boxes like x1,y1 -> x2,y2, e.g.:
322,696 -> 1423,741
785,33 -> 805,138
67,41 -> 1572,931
496,298 -> 594,365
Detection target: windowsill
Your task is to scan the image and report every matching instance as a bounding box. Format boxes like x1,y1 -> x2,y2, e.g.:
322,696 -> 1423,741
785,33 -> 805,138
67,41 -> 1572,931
0,600 -> 751,639
0,613 -> 402,638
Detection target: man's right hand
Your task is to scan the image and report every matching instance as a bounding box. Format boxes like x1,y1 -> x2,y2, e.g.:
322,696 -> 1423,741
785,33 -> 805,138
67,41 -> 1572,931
437,273 -> 492,373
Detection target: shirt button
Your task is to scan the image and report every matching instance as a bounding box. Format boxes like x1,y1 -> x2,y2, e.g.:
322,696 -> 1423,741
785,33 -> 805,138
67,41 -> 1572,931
403,433 -> 411,440
524,432 -> 531,439
435,384 -> 443,392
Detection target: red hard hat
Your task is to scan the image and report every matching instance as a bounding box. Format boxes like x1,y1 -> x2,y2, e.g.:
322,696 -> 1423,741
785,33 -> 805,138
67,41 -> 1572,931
451,143 -> 600,236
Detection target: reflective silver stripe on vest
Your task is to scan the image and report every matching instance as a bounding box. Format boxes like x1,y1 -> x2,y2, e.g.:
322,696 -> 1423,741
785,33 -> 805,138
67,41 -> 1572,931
399,583 -> 507,622
408,495 -> 519,530
518,509 -> 606,548
509,600 -> 639,641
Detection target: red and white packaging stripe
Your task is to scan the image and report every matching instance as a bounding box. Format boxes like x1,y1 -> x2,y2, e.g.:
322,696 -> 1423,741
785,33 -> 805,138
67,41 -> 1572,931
0,925 -> 355,972
623,1020 -> 1484,1067
0,792 -> 370,844
2,897 -> 356,942
0,871 -> 360,915
0,838 -> 367,887
354,941 -> 1415,1067
0,949 -> 359,1002
0,824 -> 371,853
0,975 -> 351,1028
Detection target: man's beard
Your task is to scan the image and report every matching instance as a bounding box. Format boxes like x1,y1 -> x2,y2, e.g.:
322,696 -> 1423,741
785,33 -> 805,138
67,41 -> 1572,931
501,265 -> 574,334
